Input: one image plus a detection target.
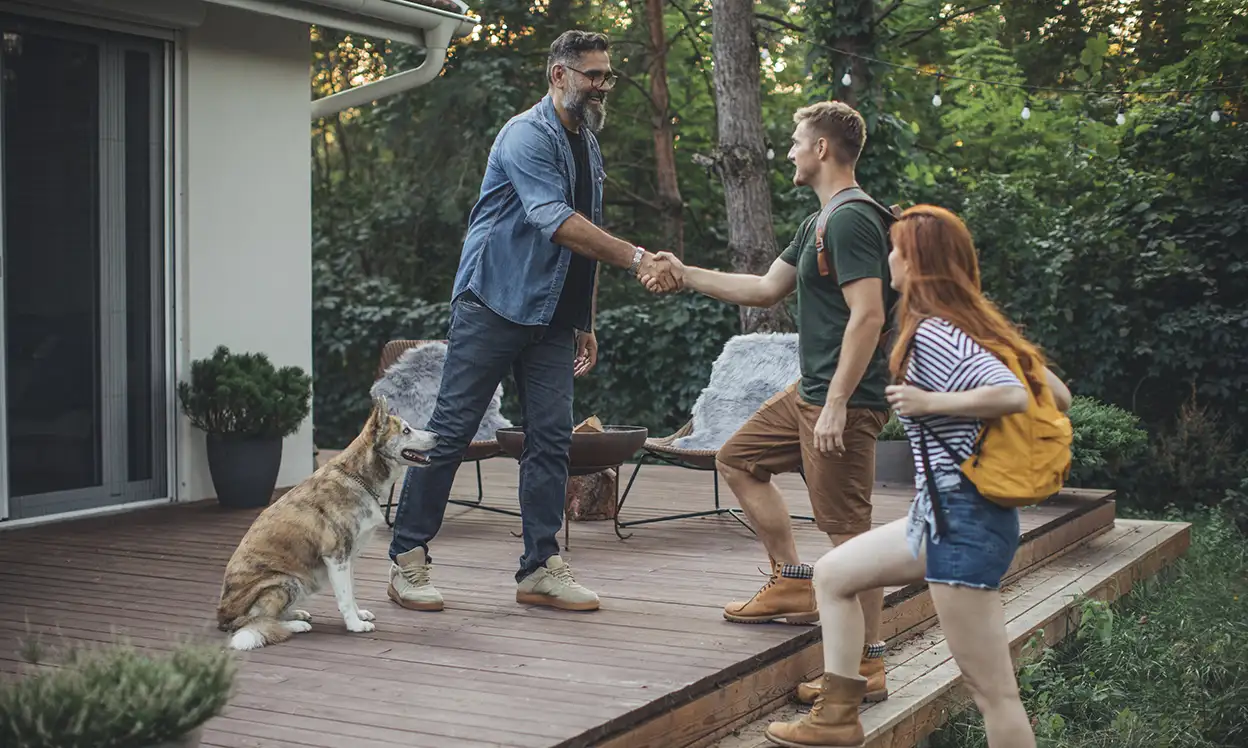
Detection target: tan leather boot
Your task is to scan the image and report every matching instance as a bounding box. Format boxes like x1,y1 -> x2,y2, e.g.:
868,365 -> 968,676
723,559 -> 818,625
766,673 -> 867,747
795,648 -> 887,704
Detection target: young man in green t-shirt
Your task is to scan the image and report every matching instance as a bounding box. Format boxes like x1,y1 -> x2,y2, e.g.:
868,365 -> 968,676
642,101 -> 894,705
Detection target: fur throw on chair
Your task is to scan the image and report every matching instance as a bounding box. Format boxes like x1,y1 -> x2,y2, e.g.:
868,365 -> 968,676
671,332 -> 801,451
369,342 -> 513,443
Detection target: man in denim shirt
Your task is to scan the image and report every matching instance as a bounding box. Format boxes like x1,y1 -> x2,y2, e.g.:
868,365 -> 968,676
386,30 -> 678,613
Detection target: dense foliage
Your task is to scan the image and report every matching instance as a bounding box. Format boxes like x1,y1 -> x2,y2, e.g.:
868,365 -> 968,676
309,0 -> 1247,519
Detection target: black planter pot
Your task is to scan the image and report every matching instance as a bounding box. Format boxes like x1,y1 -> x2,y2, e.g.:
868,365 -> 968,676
206,433 -> 283,509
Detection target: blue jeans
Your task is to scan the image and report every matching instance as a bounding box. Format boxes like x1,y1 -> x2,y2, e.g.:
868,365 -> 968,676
388,294 -> 576,582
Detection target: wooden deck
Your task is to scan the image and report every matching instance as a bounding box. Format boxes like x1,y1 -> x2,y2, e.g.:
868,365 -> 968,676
0,459 -> 1119,748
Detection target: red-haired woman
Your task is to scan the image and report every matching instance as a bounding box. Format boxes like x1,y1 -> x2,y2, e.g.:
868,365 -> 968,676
766,205 -> 1072,748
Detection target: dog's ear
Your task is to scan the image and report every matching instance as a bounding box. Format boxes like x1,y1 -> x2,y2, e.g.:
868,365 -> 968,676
372,394 -> 390,417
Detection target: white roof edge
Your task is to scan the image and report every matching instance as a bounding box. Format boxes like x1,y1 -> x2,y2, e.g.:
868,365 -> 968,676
206,0 -> 479,44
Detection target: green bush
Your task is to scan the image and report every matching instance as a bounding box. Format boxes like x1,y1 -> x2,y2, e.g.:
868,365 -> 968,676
1066,395 -> 1151,488
0,636 -> 237,748
177,345 -> 312,439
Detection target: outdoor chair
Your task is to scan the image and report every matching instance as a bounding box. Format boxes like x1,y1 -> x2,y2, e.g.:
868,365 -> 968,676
371,339 -> 515,527
613,332 -> 816,539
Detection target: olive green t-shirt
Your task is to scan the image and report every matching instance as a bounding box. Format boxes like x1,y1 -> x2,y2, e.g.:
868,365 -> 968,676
779,202 -> 891,410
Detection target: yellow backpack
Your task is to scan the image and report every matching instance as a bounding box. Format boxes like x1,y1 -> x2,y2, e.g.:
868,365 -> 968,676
911,334 -> 1074,510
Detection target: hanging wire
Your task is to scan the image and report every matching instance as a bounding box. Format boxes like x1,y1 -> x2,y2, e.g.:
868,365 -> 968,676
808,41 -> 1247,98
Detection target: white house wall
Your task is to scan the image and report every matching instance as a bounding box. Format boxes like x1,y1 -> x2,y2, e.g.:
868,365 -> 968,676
179,4 -> 314,501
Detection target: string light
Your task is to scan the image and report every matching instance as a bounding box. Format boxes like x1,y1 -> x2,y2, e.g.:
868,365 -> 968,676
803,40 -> 1244,126
841,70 -> 852,86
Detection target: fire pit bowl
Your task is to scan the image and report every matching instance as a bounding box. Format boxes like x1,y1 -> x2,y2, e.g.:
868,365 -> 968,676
494,425 -> 648,476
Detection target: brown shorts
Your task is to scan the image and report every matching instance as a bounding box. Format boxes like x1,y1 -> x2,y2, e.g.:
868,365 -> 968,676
716,382 -> 889,535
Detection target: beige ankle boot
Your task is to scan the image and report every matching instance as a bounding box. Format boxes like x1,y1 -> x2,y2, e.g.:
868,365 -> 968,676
766,673 -> 867,747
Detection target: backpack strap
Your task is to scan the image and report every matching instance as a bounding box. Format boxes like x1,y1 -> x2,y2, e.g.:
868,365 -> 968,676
813,186 -> 902,278
815,187 -> 904,352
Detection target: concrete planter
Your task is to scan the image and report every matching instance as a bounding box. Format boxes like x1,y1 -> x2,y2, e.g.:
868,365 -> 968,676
875,439 -> 915,488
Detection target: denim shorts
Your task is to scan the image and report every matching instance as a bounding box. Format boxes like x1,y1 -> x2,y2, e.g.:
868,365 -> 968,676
923,474 -> 1021,590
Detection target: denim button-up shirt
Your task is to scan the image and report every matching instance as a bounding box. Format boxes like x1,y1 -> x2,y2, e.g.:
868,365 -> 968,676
450,94 -> 605,330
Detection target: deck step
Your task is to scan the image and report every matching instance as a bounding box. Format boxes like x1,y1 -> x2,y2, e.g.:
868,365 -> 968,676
587,494 -> 1116,748
709,518 -> 1191,748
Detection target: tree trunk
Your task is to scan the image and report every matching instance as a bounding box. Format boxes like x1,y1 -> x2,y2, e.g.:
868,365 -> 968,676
646,0 -> 684,258
710,0 -> 793,333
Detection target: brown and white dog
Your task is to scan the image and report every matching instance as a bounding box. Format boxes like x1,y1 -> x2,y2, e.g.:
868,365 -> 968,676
216,397 -> 437,650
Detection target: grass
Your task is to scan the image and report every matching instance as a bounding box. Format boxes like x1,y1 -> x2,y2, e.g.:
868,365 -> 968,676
930,505 -> 1248,748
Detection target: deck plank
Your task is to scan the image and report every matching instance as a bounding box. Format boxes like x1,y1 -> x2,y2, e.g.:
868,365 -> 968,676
0,458 -> 1113,748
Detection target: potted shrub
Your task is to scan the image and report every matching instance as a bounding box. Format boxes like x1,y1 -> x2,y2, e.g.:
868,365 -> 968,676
177,345 -> 312,508
0,635 -> 237,747
875,412 -> 915,487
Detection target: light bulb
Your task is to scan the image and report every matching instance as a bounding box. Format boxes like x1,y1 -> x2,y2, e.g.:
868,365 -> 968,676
932,93 -> 942,107
766,148 -> 775,160
842,72 -> 851,86
1116,111 -> 1125,126
1211,110 -> 1222,123
1021,105 -> 1031,120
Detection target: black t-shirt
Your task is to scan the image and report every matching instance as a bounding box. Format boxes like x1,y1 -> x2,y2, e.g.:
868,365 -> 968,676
550,127 -> 596,331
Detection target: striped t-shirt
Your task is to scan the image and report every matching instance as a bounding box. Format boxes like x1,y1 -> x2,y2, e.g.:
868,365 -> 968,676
899,318 -> 1024,481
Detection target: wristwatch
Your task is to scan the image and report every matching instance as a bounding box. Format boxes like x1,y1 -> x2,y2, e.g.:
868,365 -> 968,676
629,245 -> 645,276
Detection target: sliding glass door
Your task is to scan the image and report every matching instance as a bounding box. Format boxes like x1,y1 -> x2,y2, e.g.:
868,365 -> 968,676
0,14 -> 169,521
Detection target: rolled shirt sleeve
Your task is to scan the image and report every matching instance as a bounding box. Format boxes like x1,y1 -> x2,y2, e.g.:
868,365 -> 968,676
495,120 -> 577,244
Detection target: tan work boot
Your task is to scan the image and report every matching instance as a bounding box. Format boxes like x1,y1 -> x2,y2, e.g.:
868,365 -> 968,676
795,643 -> 888,704
723,559 -> 818,625
767,672 -> 867,747
516,555 -> 600,611
387,547 -> 444,611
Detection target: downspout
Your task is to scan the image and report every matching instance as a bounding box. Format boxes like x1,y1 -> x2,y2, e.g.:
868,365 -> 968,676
310,15 -> 456,120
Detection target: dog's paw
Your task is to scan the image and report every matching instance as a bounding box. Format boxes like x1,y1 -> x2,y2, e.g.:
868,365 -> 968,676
357,609 -> 375,622
229,629 -> 266,651
346,618 -> 376,633
289,609 -> 312,622
282,620 -> 312,634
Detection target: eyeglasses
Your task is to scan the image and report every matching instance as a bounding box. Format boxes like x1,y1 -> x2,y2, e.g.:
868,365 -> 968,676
563,64 -> 617,90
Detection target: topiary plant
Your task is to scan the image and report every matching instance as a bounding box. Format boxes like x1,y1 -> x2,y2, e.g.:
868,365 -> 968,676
177,345 -> 312,439
1066,395 -> 1150,487
0,635 -> 237,748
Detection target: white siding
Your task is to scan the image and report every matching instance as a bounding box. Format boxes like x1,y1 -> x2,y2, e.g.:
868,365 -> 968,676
178,5 -> 314,501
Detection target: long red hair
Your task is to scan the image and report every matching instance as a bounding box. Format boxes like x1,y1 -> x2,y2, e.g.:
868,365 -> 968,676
887,205 -> 1046,392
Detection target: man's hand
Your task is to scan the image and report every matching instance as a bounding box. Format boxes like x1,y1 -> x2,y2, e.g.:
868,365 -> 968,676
637,251 -> 682,293
574,330 -> 598,377
885,384 -> 933,417
814,400 -> 848,455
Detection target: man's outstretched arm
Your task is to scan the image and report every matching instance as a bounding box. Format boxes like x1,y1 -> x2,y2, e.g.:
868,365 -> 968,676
496,121 -> 675,287
645,255 -> 797,308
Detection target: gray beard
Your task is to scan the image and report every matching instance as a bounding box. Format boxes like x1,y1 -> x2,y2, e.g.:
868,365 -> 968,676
566,89 -> 607,132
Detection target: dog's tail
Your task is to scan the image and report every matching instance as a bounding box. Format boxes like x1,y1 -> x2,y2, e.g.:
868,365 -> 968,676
217,579 -> 290,633
228,618 -> 295,651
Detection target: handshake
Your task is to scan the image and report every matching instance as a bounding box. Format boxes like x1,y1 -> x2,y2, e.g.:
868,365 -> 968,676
636,250 -> 686,294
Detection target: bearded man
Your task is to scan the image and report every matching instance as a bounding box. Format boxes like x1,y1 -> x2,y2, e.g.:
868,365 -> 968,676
385,30 -> 678,614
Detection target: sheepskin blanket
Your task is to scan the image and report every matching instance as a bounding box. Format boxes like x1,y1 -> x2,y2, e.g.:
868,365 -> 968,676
369,341 -> 513,442
671,332 -> 801,451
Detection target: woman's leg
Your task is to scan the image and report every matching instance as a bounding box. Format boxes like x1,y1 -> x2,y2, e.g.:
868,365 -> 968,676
815,517 -> 927,676
929,583 -> 1036,748
766,517 -> 926,747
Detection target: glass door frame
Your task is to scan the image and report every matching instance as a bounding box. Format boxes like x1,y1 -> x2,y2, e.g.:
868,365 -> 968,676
0,7 -> 177,522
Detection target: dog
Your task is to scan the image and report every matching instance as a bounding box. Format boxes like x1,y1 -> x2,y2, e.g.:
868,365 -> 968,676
216,396 -> 437,651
